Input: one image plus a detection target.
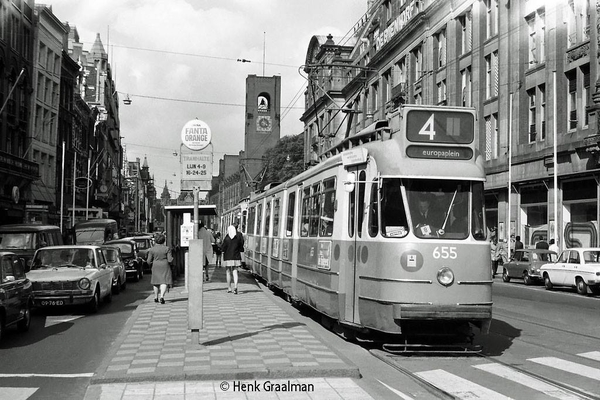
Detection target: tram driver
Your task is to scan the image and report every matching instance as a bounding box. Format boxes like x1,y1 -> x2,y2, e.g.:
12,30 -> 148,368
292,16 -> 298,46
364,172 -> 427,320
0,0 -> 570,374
412,194 -> 442,235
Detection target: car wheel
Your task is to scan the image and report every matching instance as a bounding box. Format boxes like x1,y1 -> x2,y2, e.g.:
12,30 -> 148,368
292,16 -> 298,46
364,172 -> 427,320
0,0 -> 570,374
576,278 -> 588,295
544,274 -> 553,290
88,290 -> 100,314
134,269 -> 140,282
112,278 -> 121,295
502,268 -> 511,282
17,301 -> 31,332
139,267 -> 144,280
523,272 -> 533,286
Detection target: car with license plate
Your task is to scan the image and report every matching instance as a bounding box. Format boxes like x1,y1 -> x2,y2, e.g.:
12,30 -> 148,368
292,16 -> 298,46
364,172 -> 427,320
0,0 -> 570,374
27,245 -> 114,313
100,245 -> 127,294
540,247 -> 600,295
0,224 -> 63,271
123,236 -> 153,272
104,239 -> 144,281
0,252 -> 33,342
502,249 -> 558,285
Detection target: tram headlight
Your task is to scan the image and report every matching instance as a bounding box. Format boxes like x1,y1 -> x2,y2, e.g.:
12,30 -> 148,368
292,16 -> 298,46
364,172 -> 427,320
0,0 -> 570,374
437,267 -> 454,287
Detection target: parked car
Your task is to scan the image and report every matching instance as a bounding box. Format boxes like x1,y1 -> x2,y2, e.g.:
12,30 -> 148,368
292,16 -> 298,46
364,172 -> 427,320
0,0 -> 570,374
540,248 -> 600,295
101,245 -> 127,294
28,245 -> 114,313
0,224 -> 63,271
123,236 -> 153,272
104,239 -> 144,282
502,249 -> 558,285
0,252 -> 33,342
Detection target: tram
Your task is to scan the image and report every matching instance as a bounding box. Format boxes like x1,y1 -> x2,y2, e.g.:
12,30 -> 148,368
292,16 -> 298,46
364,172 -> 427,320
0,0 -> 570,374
244,105 -> 492,347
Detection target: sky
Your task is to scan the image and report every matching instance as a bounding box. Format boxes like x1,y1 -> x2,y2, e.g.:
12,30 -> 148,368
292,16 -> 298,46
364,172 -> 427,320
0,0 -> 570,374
44,0 -> 368,197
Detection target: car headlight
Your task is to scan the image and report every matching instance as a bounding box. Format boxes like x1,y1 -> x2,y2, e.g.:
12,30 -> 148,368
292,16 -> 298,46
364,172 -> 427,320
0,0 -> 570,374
437,267 -> 454,287
79,278 -> 91,290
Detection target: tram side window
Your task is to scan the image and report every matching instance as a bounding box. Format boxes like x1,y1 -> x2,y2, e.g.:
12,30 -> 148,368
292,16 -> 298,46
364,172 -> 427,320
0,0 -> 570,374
320,178 -> 335,237
349,185 -> 356,238
286,192 -> 295,237
272,198 -> 281,237
368,182 -> 379,237
300,187 -> 311,237
380,178 -> 408,238
309,182 -> 321,237
264,201 -> 272,236
247,206 -> 256,235
357,171 -> 366,238
257,204 -> 263,236
471,182 -> 487,240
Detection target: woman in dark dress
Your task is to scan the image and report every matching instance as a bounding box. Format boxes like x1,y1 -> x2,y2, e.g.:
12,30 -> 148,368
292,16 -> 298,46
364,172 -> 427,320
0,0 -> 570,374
147,233 -> 173,304
221,225 -> 244,294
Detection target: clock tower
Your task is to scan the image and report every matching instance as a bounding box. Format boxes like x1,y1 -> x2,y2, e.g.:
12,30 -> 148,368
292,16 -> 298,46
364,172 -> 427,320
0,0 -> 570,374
243,75 -> 281,190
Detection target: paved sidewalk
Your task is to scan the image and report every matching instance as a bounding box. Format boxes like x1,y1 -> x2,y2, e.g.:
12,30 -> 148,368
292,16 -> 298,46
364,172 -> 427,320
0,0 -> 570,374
84,265 -> 374,399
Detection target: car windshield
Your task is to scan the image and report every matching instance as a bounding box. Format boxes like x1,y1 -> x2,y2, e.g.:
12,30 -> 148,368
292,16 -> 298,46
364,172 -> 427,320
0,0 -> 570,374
75,229 -> 105,245
531,252 -> 558,262
32,248 -> 96,269
103,249 -> 120,263
135,240 -> 150,249
583,251 -> 600,263
109,243 -> 134,256
0,232 -> 35,250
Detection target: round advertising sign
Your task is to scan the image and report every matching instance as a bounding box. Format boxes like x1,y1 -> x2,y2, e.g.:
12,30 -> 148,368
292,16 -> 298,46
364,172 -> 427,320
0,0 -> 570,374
181,119 -> 212,151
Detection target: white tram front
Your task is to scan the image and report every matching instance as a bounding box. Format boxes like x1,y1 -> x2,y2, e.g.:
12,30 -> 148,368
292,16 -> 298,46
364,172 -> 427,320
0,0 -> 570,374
244,105 -> 492,344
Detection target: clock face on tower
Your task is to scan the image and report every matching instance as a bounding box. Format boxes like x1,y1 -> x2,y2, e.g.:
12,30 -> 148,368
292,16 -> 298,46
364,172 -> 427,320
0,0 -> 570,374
256,115 -> 272,132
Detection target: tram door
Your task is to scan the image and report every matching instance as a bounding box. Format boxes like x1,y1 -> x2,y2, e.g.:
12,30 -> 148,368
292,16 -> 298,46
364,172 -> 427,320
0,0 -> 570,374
344,165 -> 368,324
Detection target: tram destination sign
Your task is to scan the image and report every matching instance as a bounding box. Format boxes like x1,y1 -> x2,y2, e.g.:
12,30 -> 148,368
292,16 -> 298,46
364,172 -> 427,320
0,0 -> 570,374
406,109 -> 474,144
406,145 -> 473,160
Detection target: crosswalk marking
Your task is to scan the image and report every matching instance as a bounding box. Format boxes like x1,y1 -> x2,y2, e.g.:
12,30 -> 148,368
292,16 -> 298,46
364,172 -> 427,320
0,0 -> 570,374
415,369 -> 512,399
530,357 -> 600,382
0,387 -> 37,400
473,363 -> 582,400
578,352 -> 600,362
376,379 -> 415,400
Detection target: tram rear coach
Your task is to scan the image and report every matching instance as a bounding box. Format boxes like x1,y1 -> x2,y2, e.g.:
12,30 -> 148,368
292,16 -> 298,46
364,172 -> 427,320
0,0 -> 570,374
244,105 -> 492,345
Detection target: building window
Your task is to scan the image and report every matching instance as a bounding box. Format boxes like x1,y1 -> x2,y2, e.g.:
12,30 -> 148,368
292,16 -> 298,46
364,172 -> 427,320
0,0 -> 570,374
383,69 -> 391,107
540,84 -> 546,140
567,71 -> 577,130
484,0 -> 498,39
437,80 -> 446,105
583,65 -> 590,127
394,57 -> 406,87
461,67 -> 472,107
485,114 -> 498,161
528,89 -> 537,143
412,45 -> 423,81
485,53 -> 498,99
10,15 -> 18,49
435,29 -> 446,68
458,12 -> 472,54
526,10 -> 545,65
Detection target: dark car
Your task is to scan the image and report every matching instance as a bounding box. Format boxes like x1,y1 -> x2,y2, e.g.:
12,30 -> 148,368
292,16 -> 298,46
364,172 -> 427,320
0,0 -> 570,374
122,236 -> 153,272
104,239 -> 144,282
0,251 -> 33,341
0,224 -> 63,271
502,249 -> 558,285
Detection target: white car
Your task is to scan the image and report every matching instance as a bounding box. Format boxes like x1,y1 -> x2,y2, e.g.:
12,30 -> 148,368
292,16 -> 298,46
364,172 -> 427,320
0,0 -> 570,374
540,247 -> 600,296
28,245 -> 114,312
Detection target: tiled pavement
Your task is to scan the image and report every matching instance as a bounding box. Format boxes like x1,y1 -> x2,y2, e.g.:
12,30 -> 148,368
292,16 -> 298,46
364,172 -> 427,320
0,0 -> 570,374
84,266 -> 374,399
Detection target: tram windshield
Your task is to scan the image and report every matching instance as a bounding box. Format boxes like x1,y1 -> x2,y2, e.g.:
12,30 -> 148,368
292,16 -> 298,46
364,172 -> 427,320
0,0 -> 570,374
389,179 -> 486,240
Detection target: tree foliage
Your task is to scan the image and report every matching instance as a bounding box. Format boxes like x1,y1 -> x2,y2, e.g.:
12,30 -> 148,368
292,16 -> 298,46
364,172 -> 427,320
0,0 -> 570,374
262,133 -> 304,187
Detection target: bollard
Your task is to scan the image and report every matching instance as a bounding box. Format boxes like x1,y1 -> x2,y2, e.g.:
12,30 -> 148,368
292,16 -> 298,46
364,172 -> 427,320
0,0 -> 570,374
188,239 -> 204,343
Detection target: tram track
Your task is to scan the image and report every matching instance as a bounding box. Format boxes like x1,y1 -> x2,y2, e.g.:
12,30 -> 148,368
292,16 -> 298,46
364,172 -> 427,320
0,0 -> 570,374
370,348 -> 600,400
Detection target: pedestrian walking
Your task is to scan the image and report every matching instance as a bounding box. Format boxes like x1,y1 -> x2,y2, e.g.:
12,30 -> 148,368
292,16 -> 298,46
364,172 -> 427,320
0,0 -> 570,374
213,232 -> 222,267
222,225 -> 244,294
198,221 -> 214,282
549,238 -> 559,254
147,233 -> 173,304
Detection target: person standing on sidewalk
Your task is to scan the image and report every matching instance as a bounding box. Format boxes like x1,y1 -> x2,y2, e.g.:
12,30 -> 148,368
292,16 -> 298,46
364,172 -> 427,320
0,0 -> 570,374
198,221 -> 214,282
221,225 -> 244,294
147,233 -> 173,304
213,231 -> 222,267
